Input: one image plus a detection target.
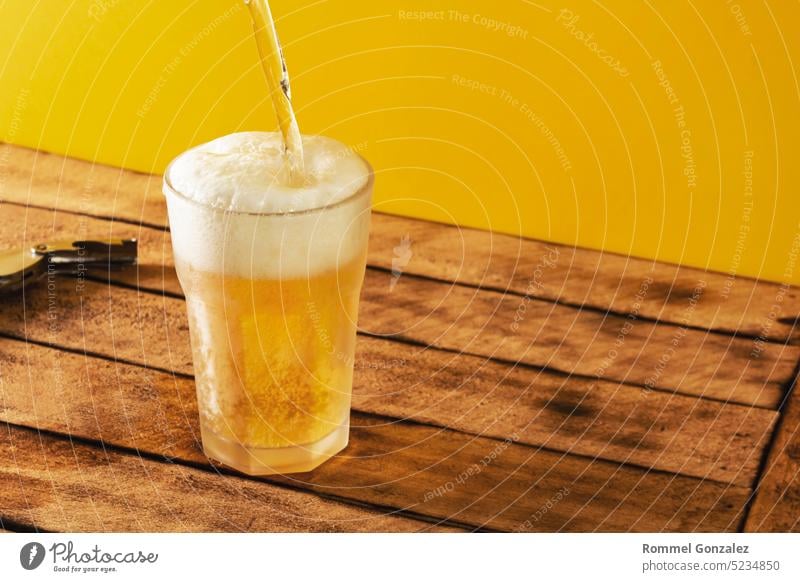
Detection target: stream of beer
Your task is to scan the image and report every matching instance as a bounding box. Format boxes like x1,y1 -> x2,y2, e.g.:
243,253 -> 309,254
245,0 -> 305,183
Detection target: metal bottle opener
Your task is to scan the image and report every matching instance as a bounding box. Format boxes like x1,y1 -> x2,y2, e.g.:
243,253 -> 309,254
0,238 -> 137,294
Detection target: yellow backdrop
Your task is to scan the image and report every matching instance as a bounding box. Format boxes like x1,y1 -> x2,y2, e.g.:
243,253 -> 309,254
1,0 -> 798,284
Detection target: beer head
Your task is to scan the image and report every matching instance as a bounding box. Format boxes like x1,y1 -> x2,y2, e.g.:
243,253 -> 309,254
163,132 -> 372,280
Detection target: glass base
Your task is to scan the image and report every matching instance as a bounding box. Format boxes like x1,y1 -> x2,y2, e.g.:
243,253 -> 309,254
200,421 -> 349,476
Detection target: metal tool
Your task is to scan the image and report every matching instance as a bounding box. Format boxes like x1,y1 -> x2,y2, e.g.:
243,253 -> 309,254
0,238 -> 137,294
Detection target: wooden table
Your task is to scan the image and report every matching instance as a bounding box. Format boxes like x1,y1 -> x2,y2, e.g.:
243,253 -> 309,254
1,143 -> 799,532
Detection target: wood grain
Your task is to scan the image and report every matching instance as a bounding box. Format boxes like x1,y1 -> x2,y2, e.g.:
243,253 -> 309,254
0,425 -> 443,532
353,338 -> 777,486
0,340 -> 748,532
0,200 -> 175,295
2,142 -> 798,341
281,414 -> 749,532
0,143 -> 163,226
367,213 -> 800,343
744,375 -> 800,532
362,270 -> 798,408
0,272 -> 778,485
1,202 -> 796,408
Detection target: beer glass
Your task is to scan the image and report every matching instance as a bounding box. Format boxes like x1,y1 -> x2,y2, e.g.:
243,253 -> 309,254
163,153 -> 372,475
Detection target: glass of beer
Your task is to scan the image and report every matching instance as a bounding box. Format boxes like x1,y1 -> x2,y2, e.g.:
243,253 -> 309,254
163,132 -> 373,475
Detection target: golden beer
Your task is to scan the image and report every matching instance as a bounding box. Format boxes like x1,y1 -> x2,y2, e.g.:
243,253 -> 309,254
177,255 -> 365,464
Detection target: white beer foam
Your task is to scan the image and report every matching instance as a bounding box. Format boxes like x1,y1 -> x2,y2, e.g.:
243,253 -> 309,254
165,132 -> 372,279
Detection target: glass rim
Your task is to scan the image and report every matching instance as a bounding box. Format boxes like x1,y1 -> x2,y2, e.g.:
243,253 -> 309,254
162,144 -> 374,218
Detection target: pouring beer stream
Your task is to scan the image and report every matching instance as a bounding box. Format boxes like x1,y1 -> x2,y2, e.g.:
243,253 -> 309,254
245,0 -> 305,184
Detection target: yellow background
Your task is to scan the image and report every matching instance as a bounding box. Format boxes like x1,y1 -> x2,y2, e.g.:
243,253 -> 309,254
1,0 -> 798,283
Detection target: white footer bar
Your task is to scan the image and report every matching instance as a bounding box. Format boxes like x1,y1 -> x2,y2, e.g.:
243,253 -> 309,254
1,533 -> 798,581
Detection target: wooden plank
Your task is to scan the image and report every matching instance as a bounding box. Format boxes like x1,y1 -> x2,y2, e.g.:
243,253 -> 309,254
361,271 -> 798,408
2,142 -> 799,342
353,338 -> 777,486
1,202 -> 795,408
0,341 -> 748,532
0,425 -> 443,533
279,414 -> 748,532
744,374 -> 800,532
0,334 -> 775,487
